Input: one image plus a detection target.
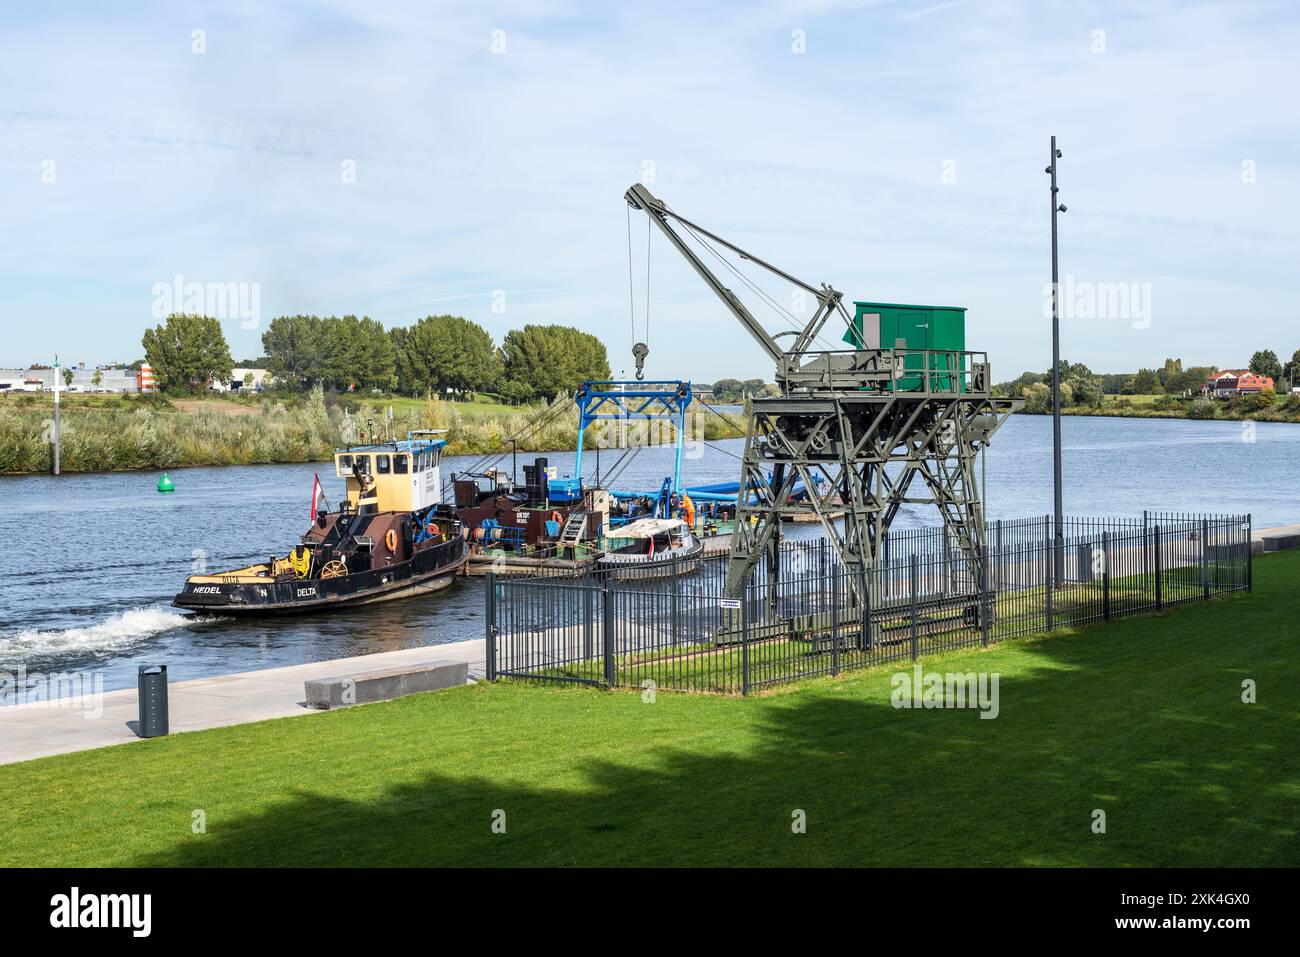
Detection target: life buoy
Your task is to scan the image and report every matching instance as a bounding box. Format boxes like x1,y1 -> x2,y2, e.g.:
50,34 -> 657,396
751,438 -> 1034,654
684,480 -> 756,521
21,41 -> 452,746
427,522 -> 438,536
550,511 -> 562,524
385,528 -> 398,552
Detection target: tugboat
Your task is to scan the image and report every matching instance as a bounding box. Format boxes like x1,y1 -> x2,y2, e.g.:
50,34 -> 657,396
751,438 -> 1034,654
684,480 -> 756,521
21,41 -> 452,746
596,516 -> 704,580
173,431 -> 466,614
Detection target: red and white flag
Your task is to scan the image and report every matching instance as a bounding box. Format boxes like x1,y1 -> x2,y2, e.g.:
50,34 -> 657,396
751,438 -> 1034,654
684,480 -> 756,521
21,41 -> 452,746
310,473 -> 325,519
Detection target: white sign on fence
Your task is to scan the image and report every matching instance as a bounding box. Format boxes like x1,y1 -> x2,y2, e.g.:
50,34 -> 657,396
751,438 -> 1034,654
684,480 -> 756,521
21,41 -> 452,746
719,598 -> 742,609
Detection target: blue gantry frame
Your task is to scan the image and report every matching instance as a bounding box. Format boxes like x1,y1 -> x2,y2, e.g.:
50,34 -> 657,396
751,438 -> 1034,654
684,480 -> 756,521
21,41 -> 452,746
573,380 -> 693,499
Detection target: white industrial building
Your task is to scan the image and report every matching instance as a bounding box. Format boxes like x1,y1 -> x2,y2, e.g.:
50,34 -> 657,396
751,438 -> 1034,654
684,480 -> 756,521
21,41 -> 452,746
0,364 -> 153,394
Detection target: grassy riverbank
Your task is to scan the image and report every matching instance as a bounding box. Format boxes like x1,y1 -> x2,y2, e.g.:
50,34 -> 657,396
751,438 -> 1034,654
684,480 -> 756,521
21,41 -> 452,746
1,551 -> 1295,867
0,390 -> 744,474
1018,391 -> 1300,423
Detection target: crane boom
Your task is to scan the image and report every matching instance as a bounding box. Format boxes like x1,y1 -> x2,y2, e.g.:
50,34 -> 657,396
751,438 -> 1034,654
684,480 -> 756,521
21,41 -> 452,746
624,183 -> 854,378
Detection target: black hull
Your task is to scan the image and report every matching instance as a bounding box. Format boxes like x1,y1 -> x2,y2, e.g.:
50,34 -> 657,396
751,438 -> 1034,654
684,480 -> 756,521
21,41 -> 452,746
173,539 -> 466,616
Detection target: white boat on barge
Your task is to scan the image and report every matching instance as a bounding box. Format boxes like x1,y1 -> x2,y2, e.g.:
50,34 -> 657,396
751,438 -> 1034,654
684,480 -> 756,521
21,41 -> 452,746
596,517 -> 704,580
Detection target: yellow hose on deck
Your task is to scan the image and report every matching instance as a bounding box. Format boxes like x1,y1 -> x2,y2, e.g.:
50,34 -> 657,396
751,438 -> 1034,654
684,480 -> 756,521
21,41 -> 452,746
288,545 -> 312,579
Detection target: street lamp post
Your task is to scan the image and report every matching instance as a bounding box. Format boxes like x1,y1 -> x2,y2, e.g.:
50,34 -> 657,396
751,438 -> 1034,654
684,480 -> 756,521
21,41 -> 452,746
53,353 -> 62,476
1046,137 -> 1067,583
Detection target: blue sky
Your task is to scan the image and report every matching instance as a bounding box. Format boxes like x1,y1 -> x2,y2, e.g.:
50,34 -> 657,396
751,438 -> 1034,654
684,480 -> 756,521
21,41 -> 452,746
2,0 -> 1297,381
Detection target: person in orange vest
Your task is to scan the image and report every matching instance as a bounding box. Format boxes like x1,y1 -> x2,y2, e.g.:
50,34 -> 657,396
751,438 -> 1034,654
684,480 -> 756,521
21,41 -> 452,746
681,493 -> 696,529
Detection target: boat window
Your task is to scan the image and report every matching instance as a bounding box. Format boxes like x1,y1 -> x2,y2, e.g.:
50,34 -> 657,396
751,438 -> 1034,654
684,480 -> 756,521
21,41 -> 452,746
394,454 -> 409,474
352,455 -> 369,474
337,455 -> 352,474
376,454 -> 391,474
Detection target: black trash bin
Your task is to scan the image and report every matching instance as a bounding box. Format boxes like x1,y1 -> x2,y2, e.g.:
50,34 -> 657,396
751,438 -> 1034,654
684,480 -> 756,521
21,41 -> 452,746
137,664 -> 169,738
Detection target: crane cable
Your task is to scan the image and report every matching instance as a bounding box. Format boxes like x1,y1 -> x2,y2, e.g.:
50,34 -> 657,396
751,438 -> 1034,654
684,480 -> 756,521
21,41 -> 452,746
678,220 -> 843,353
627,205 -> 650,379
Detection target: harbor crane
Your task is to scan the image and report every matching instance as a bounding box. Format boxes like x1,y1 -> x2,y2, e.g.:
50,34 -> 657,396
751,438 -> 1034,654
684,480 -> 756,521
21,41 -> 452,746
625,183 -> 1019,625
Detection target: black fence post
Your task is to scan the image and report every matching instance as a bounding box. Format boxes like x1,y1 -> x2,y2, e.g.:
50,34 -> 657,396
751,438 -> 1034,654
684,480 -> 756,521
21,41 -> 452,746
831,566 -> 841,676
979,545 -> 991,648
1247,514 -> 1253,592
741,584 -> 751,697
583,584 -> 593,660
1142,509 -> 1149,589
485,571 -> 498,681
671,566 -> 681,644
858,560 -> 870,651
602,576 -> 615,687
1101,530 -> 1111,622
1044,538 -> 1054,631
1201,518 -> 1210,601
1154,525 -> 1163,609
994,518 -> 1003,593
909,553 -> 920,660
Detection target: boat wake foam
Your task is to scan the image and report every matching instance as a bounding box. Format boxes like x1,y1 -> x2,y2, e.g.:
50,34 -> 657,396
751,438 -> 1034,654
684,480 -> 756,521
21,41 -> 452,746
0,607 -> 201,663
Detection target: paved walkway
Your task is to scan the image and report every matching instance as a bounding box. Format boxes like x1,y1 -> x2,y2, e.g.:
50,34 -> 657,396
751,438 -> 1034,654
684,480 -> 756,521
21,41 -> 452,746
0,639 -> 484,767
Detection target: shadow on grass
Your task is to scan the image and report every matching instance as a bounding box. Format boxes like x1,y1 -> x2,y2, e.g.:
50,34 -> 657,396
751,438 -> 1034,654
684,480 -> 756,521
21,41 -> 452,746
131,588 -> 1299,867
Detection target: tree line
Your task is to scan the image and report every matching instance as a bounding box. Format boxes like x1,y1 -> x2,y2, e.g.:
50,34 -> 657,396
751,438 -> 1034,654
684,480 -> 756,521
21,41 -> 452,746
996,352 -> 1300,412
140,313 -> 611,401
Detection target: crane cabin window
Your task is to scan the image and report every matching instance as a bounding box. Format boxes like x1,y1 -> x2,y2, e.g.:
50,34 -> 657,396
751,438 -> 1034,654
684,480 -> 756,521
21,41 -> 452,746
336,455 -> 352,476
376,454 -> 391,475
394,454 -> 409,475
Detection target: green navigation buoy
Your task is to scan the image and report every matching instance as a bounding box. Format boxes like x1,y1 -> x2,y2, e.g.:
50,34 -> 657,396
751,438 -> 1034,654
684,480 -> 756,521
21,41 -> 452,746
157,473 -> 175,493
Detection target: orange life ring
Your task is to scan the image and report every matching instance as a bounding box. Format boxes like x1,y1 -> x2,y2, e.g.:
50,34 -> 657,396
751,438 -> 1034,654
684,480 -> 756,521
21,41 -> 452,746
385,528 -> 398,552
550,511 -> 562,524
427,522 -> 439,536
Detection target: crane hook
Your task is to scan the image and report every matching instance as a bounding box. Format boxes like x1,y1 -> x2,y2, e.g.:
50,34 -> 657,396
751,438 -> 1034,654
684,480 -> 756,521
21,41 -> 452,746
632,342 -> 648,381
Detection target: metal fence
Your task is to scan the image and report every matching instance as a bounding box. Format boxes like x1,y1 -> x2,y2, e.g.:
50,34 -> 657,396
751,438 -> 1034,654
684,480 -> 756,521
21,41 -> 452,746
485,513 -> 1253,695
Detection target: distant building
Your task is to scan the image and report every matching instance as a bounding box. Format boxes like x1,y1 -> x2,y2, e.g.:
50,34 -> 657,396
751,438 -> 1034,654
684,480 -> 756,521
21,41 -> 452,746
1203,370 -> 1274,397
209,367 -> 270,393
0,370 -> 38,393
0,365 -> 147,394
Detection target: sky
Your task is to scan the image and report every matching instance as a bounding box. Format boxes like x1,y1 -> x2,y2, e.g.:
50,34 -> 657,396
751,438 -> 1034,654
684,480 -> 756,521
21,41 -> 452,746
2,0 -> 1298,382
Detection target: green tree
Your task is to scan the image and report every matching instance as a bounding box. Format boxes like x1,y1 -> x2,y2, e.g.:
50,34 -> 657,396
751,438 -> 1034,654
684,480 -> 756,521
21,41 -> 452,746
497,379 -> 536,405
141,313 -> 233,393
1284,349 -> 1300,385
1022,381 -> 1051,413
1132,368 -> 1163,394
1157,357 -> 1182,387
1071,377 -> 1104,408
500,325 -> 610,400
91,370 -> 103,391
61,368 -> 74,388
262,315 -> 326,389
711,378 -> 744,401
1166,365 -> 1215,395
1249,349 -> 1282,381
320,315 -> 395,392
397,315 -> 501,397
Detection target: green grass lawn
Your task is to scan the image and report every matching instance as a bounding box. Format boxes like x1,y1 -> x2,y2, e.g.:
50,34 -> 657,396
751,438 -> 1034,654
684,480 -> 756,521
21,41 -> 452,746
2,554 -> 1297,867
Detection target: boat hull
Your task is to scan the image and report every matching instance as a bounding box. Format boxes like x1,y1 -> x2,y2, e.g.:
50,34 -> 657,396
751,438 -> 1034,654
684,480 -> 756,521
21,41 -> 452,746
596,539 -> 704,581
172,539 -> 466,615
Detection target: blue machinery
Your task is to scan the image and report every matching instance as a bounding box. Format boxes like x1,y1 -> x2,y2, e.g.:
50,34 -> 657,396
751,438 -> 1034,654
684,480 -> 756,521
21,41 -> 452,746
570,380 -> 693,514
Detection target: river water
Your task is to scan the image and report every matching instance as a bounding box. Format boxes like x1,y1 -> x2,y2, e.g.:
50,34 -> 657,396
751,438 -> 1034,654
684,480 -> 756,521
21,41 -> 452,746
1,414 -> 1294,693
